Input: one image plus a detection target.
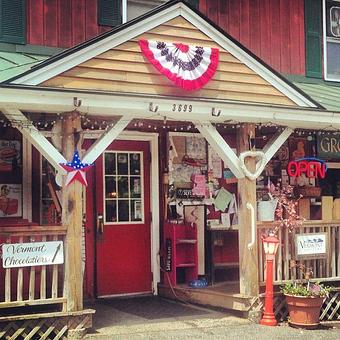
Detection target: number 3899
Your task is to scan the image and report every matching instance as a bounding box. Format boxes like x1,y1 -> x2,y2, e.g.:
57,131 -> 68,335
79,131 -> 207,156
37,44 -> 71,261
172,104 -> 192,112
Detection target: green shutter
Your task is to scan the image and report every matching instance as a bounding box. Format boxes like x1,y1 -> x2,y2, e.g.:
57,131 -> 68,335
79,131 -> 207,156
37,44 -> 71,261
0,0 -> 26,44
185,0 -> 199,10
305,0 -> 322,78
98,0 -> 121,27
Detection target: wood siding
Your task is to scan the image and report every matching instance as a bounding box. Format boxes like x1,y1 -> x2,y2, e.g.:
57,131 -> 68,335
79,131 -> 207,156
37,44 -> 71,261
41,17 -> 296,106
26,0 -> 111,48
199,0 -> 306,76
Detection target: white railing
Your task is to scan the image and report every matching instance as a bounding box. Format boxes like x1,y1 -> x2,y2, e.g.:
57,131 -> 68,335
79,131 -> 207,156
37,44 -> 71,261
0,225 -> 67,309
258,221 -> 340,285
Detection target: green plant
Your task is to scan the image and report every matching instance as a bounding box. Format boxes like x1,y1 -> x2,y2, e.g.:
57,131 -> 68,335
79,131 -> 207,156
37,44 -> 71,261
280,260 -> 332,297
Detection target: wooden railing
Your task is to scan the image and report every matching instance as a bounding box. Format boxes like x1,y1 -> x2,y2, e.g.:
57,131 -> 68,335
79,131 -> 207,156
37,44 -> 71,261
0,225 -> 67,309
258,221 -> 340,285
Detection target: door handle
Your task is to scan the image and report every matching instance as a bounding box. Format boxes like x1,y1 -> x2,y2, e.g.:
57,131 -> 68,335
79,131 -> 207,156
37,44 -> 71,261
97,214 -> 104,234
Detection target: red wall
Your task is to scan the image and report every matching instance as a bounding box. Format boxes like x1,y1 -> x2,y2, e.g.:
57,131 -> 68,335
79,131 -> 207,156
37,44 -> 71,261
26,0 -> 306,75
26,0 -> 111,48
200,0 -> 306,75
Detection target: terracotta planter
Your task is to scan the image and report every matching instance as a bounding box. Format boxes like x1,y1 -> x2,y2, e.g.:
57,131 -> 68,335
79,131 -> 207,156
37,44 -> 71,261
285,294 -> 324,329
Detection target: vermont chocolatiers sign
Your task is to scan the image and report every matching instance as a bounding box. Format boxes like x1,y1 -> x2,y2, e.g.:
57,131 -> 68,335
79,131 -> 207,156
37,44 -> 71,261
317,134 -> 340,159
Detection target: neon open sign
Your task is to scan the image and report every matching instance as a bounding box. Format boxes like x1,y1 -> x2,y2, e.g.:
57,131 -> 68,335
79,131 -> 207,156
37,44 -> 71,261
287,157 -> 328,179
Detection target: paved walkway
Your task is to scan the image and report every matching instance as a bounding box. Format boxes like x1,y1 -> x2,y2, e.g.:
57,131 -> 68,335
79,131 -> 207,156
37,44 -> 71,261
85,296 -> 340,339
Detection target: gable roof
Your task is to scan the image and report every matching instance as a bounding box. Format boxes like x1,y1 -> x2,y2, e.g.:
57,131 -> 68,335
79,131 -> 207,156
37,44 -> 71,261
4,0 -> 321,109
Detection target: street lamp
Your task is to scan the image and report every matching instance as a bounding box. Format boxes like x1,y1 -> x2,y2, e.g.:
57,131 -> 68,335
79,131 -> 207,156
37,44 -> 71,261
260,233 -> 279,326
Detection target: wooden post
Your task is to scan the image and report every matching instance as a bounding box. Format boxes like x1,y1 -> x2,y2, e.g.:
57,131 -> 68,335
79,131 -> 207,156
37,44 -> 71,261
237,124 -> 259,297
62,112 -> 83,311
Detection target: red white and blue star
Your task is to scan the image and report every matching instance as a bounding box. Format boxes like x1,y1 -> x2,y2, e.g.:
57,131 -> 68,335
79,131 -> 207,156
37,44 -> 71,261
59,150 -> 93,186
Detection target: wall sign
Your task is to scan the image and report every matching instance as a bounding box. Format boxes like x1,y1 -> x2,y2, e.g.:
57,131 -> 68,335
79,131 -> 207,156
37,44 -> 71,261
317,134 -> 340,159
0,184 -> 22,217
287,157 -> 327,179
295,233 -> 327,259
2,241 -> 64,268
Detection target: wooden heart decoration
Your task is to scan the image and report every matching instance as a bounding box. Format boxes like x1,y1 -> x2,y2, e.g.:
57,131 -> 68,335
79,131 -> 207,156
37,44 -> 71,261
239,151 -> 267,181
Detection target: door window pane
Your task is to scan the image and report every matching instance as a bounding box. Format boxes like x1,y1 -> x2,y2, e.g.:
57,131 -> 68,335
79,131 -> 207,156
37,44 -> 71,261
130,153 -> 141,175
117,153 -> 128,174
104,151 -> 144,223
105,200 -> 117,222
105,153 -> 116,174
118,200 -> 129,221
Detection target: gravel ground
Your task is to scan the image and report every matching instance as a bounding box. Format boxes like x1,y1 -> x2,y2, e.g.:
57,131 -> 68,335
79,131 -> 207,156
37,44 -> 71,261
84,297 -> 340,340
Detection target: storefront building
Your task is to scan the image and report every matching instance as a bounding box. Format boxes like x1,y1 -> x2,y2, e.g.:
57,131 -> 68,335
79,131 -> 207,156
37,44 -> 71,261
1,0 -> 340,336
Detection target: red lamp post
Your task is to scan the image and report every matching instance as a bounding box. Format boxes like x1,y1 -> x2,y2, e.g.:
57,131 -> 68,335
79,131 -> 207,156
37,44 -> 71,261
260,233 -> 280,326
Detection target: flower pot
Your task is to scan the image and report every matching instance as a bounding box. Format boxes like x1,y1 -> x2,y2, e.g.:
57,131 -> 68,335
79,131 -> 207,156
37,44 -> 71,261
285,294 -> 324,329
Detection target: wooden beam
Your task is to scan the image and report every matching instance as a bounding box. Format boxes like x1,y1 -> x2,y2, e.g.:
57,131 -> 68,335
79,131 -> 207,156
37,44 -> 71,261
262,127 -> 293,166
82,116 -> 131,164
62,112 -> 83,312
237,124 -> 259,297
195,122 -> 245,179
1,108 -> 67,174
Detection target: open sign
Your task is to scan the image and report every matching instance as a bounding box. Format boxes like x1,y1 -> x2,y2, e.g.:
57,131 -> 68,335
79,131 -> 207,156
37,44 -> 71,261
287,157 -> 327,179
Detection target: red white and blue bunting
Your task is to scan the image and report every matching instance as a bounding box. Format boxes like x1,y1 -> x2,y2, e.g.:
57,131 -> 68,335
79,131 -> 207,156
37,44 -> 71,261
139,40 -> 219,91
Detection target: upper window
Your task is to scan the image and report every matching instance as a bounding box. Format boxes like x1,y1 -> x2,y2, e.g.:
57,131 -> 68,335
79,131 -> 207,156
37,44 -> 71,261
324,0 -> 340,81
0,0 -> 26,44
98,1 -> 198,27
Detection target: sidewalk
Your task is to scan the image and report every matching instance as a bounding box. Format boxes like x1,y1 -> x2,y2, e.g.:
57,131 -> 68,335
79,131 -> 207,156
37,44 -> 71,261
84,296 -> 340,339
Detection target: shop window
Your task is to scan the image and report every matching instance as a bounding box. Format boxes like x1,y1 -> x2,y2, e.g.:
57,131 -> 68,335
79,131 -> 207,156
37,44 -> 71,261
104,151 -> 143,223
0,0 -> 26,44
0,128 -> 23,218
324,0 -> 340,81
41,157 -> 61,225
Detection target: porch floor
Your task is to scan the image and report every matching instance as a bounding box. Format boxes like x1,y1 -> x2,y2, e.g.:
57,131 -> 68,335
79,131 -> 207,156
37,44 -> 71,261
84,295 -> 249,338
158,281 -> 256,313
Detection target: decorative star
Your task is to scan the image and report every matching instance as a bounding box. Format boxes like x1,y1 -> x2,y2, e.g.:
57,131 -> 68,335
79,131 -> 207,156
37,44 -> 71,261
59,150 -> 93,186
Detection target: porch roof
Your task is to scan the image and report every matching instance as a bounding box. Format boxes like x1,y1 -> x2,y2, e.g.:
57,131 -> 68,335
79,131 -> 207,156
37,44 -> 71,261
2,0 -> 320,109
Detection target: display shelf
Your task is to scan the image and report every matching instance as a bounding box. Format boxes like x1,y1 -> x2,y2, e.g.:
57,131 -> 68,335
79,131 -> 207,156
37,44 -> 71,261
163,222 -> 198,286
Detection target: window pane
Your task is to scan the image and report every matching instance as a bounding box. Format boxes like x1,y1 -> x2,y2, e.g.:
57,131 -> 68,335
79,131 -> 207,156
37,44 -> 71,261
118,200 -> 129,221
105,153 -> 116,175
327,41 -> 340,79
130,153 -> 141,175
117,153 -> 128,174
105,177 -> 117,199
105,200 -> 117,222
117,176 -> 129,198
131,200 -> 142,221
130,177 -> 141,198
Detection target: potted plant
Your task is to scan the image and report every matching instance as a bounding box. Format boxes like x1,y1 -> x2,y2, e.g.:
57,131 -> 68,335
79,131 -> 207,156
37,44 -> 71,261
264,184 -> 332,328
281,261 -> 331,329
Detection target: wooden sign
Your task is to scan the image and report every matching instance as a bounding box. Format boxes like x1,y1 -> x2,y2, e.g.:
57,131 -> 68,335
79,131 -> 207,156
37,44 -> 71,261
165,238 -> 172,272
295,233 -> 327,259
317,134 -> 340,159
2,241 -> 64,268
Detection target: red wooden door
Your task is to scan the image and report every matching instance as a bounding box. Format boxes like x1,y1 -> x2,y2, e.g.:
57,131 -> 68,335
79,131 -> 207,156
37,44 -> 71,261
95,140 -> 151,296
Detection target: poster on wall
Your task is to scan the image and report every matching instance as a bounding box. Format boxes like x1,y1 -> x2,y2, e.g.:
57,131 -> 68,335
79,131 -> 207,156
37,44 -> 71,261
0,140 -> 21,172
0,184 -> 22,217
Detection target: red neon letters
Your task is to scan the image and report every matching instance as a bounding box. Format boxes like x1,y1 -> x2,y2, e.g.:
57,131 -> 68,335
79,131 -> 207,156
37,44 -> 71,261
287,160 -> 326,179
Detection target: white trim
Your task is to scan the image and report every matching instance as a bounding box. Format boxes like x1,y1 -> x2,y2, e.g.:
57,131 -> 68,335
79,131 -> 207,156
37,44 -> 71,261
323,0 -> 340,82
22,137 -> 32,221
9,2 -> 316,107
122,0 -> 128,24
87,131 -> 160,295
0,87 -> 334,130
